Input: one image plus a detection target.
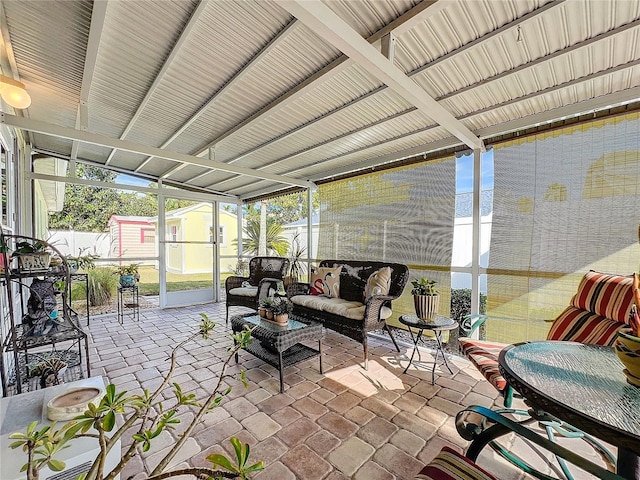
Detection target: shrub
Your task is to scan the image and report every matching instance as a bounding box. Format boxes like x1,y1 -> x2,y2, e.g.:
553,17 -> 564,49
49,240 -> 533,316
87,267 -> 118,306
450,288 -> 487,324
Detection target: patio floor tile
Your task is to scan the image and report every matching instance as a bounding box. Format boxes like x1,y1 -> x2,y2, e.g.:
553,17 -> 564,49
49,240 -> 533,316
80,302 -> 610,479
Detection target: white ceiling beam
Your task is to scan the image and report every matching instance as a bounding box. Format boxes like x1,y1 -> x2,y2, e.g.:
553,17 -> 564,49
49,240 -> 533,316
279,1 -> 482,150
133,17 -> 299,172
457,59 -> 640,120
226,69 -> 640,193
160,163 -> 186,179
218,0 -> 565,169
438,17 -> 640,102
208,108 -> 418,189
217,1 -> 624,188
193,0 -> 444,157
71,0 -> 108,161
1,113 -> 314,188
30,147 -> 238,200
410,0 -> 565,77
284,88 -> 640,186
475,87 -> 640,139
102,0 -> 209,167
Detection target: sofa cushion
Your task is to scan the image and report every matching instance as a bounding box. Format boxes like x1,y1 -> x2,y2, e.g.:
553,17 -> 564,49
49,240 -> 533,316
546,305 -> 624,345
570,270 -> 635,323
364,266 -> 392,303
458,338 -> 507,392
291,295 -> 392,320
228,286 -> 258,297
415,446 -> 497,480
310,266 -> 342,297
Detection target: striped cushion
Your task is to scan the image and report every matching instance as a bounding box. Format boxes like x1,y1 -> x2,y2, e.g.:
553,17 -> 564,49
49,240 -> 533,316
546,306 -> 625,345
458,338 -> 507,392
571,271 -> 635,323
415,446 -> 497,480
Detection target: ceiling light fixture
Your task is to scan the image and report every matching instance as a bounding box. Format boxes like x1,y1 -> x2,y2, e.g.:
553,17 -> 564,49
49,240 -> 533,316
0,74 -> 32,109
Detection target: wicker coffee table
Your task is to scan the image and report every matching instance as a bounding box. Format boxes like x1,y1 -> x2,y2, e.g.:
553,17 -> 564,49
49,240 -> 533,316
230,312 -> 324,393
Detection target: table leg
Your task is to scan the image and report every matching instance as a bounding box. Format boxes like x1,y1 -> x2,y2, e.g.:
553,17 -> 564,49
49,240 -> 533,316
278,350 -> 284,394
403,327 -> 423,374
434,331 -> 453,374
617,448 -> 639,480
319,339 -> 323,374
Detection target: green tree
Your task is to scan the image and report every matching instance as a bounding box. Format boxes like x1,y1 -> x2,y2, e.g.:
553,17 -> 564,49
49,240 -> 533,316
49,166 -> 123,231
240,217 -> 288,256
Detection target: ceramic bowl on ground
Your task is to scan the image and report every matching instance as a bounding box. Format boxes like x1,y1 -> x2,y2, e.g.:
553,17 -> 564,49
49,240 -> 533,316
614,328 -> 640,383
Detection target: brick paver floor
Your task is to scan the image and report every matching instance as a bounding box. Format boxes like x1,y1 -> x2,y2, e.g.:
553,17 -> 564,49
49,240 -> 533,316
85,303 -> 612,479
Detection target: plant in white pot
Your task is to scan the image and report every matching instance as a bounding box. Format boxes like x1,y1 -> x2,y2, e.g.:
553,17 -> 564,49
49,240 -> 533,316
411,277 -> 439,321
12,240 -> 51,273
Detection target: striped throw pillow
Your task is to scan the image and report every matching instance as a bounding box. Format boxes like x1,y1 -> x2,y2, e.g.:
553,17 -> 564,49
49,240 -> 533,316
547,306 -> 625,345
570,270 -> 635,323
415,446 -> 497,480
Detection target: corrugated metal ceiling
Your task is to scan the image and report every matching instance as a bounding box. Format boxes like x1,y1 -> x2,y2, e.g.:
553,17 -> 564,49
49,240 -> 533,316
1,0 -> 639,201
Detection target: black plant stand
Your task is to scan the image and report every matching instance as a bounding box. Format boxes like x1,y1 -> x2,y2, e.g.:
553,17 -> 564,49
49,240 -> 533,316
117,284 -> 139,325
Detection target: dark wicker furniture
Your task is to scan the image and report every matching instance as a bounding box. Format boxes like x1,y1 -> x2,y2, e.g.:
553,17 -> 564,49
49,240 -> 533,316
230,312 -> 324,393
286,260 -> 409,369
224,256 -> 290,323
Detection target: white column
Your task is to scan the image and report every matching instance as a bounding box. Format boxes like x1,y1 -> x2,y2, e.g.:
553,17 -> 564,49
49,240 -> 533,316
471,148 -> 482,316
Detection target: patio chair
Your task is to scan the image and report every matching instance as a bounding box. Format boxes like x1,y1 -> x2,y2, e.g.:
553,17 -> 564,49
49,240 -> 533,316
225,256 -> 290,323
457,270 -> 635,479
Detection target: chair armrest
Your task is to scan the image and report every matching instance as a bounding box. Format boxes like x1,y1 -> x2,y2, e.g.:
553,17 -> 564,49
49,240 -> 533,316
456,406 -> 625,480
363,294 -> 395,330
460,314 -> 488,338
286,282 -> 310,297
225,275 -> 249,292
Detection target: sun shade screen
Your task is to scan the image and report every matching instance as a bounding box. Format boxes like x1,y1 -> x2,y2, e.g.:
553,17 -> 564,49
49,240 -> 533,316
487,113 -> 640,344
316,158 -> 456,268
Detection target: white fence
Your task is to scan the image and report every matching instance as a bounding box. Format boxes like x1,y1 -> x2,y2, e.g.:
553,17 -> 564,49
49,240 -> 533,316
48,230 -> 111,258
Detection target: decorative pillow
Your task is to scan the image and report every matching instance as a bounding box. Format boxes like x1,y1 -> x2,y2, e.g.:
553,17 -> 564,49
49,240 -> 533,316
310,266 -> 342,298
570,270 -> 635,323
363,267 -> 392,303
414,446 -> 497,480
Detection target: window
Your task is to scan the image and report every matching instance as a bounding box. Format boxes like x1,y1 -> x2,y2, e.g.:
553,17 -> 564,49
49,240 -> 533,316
170,225 -> 177,242
141,228 -> 155,244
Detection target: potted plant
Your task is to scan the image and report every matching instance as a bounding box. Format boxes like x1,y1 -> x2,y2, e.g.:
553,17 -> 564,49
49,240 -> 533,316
285,233 -> 307,286
12,239 -> 51,272
261,297 -> 275,319
411,277 -> 439,321
66,251 -> 99,273
114,263 -> 140,287
614,273 -> 640,384
270,297 -> 293,324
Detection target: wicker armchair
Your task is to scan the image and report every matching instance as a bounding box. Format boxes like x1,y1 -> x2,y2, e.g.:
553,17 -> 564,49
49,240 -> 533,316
224,256 -> 290,323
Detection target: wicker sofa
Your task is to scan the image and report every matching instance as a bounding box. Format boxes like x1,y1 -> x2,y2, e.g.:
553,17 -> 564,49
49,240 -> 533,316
286,260 -> 409,369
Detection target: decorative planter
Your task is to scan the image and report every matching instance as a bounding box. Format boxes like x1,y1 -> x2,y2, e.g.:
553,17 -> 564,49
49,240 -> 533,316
265,309 -> 274,320
414,294 -> 439,321
119,274 -> 137,287
614,328 -> 640,386
17,252 -> 51,272
258,307 -> 267,318
274,313 -> 289,324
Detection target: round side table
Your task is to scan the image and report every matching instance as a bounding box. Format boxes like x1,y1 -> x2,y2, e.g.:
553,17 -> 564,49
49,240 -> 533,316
399,314 -> 458,384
